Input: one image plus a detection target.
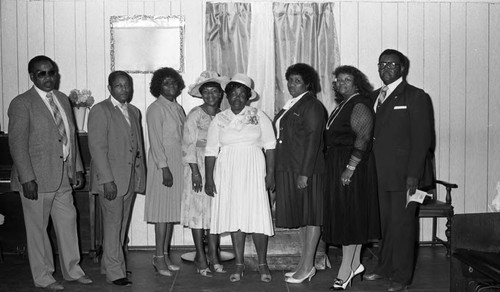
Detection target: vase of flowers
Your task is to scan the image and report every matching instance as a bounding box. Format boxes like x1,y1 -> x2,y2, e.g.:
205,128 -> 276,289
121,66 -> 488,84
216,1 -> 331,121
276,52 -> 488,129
69,89 -> 94,132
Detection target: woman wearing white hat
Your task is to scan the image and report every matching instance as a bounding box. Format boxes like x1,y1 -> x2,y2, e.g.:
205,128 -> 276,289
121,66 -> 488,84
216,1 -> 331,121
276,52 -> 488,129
180,71 -> 229,277
205,73 -> 276,283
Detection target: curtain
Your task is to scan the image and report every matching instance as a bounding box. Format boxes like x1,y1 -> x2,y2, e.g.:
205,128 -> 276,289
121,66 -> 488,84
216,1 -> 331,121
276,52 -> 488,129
205,2 -> 340,115
273,3 -> 340,113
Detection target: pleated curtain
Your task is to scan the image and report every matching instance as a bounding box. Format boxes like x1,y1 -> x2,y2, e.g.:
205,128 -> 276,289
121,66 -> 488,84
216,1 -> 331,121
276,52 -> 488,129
205,2 -> 340,116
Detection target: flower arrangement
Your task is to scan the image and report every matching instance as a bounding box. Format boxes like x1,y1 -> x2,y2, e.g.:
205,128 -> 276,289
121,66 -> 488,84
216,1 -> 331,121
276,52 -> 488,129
68,89 -> 94,108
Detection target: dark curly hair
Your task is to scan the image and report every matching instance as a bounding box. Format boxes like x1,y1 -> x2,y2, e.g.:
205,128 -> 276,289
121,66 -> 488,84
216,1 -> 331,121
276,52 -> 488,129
333,65 -> 373,98
285,63 -> 321,95
200,82 -> 223,94
224,82 -> 252,100
149,67 -> 185,98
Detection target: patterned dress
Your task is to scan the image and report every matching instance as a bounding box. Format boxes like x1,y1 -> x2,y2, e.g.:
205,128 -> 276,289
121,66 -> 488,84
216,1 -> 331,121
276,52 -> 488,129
144,97 -> 186,223
180,107 -> 215,229
205,106 -> 276,236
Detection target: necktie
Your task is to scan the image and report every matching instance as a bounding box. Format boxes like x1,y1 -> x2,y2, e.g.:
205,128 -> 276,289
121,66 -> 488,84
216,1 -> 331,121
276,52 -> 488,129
120,103 -> 130,126
377,85 -> 389,108
46,92 -> 68,145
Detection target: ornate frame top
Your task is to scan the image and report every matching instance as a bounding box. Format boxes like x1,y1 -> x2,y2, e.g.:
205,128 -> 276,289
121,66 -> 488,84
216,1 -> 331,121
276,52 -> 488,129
110,15 -> 185,73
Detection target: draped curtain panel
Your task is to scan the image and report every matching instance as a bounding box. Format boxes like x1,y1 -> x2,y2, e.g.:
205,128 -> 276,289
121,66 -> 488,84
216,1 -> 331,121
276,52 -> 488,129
205,2 -> 339,115
273,3 -> 340,113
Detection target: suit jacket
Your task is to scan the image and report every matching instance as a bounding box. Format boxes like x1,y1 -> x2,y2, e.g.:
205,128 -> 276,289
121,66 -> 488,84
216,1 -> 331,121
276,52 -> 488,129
274,92 -> 327,176
8,86 -> 83,192
371,80 -> 435,191
88,97 -> 146,196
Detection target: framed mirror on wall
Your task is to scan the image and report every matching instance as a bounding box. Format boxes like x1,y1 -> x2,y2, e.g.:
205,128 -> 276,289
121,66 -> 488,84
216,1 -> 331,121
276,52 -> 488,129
110,15 -> 185,73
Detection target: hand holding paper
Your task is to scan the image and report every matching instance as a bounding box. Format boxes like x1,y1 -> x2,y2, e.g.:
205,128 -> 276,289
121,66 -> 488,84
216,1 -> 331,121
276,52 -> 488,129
406,189 -> 432,208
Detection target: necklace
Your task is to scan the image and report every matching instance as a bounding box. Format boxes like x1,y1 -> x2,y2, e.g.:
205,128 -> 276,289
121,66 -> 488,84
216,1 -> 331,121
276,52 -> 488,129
326,93 -> 359,130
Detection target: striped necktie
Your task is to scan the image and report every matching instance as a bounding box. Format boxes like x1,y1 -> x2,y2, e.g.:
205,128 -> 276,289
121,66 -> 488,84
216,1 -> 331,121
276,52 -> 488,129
377,86 -> 389,108
46,92 -> 68,145
120,103 -> 130,126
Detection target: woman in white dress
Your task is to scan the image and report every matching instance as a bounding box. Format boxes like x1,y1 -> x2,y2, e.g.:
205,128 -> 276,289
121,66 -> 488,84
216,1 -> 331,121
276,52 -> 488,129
181,71 -> 229,277
205,73 -> 276,283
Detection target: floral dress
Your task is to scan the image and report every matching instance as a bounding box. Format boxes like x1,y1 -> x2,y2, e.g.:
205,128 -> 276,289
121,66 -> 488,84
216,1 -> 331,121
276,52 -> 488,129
180,107 -> 215,229
205,106 -> 276,236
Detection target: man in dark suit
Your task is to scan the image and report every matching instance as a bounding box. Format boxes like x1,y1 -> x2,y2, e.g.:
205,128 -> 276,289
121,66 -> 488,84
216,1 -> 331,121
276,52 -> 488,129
363,49 -> 434,291
88,71 -> 146,286
8,55 -> 92,290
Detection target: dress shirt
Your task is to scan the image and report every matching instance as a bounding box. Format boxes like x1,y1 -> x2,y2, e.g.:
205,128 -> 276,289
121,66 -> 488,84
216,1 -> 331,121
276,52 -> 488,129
35,86 -> 70,161
374,77 -> 403,112
275,91 -> 308,139
110,96 -> 130,126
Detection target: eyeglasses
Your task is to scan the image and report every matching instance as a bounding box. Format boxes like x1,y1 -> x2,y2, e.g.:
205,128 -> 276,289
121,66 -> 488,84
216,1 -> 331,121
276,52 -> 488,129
35,70 -> 57,79
334,77 -> 354,84
378,62 -> 400,70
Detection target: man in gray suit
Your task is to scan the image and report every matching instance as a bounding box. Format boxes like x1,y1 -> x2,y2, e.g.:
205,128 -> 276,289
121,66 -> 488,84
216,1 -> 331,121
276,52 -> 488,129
88,71 -> 146,286
8,55 -> 92,290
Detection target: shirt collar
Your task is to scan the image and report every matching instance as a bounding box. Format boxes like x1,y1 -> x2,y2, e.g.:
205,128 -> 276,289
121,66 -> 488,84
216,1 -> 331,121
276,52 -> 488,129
385,77 -> 403,95
110,96 -> 127,107
34,85 -> 51,99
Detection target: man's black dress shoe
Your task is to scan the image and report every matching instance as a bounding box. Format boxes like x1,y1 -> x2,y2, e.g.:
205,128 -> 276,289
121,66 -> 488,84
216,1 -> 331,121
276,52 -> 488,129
388,282 -> 408,291
112,278 -> 132,286
363,273 -> 384,281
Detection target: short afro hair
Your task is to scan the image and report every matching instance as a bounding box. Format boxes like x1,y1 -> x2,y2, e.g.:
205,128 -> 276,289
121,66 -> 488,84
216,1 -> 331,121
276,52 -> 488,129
285,63 -> 321,95
150,67 -> 185,98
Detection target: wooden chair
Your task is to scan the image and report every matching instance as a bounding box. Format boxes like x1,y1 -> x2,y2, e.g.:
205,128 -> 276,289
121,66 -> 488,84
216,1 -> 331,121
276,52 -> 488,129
418,179 -> 458,257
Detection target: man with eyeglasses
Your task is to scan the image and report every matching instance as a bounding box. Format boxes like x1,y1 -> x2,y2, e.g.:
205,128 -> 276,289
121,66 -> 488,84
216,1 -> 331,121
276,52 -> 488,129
8,55 -> 92,290
363,49 -> 435,291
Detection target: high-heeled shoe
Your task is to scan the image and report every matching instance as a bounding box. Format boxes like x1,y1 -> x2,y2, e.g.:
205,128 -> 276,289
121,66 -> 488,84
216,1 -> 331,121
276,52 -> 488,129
196,267 -> 213,278
330,271 -> 354,290
163,252 -> 180,271
285,267 -> 316,284
258,264 -> 272,282
229,264 -> 245,282
353,264 -> 365,279
284,271 -> 296,278
152,255 -> 173,276
208,258 -> 226,273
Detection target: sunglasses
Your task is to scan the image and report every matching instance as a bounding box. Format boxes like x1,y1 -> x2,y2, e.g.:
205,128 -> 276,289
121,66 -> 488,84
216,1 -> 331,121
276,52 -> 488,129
35,70 -> 57,79
377,62 -> 401,70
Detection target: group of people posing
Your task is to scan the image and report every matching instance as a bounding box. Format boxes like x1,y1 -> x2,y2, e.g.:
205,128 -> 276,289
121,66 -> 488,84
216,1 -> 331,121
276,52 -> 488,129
8,48 -> 434,292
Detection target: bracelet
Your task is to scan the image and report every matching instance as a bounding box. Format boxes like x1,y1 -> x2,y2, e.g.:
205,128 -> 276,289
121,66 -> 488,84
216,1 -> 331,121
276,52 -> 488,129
346,164 -> 356,171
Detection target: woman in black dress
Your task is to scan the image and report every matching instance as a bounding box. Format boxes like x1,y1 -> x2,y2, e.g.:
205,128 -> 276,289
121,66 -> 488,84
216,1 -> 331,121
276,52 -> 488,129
274,63 -> 327,284
323,66 -> 380,290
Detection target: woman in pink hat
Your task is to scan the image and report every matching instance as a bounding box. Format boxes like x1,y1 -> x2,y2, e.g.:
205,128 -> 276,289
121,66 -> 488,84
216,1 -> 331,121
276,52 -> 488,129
181,71 -> 229,277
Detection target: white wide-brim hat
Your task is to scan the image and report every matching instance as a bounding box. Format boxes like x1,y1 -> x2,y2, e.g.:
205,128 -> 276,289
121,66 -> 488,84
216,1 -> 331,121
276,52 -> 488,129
188,71 -> 229,98
223,73 -> 258,101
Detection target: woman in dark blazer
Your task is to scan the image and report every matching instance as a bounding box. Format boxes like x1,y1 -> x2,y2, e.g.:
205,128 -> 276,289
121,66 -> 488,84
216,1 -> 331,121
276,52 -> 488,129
274,63 -> 327,284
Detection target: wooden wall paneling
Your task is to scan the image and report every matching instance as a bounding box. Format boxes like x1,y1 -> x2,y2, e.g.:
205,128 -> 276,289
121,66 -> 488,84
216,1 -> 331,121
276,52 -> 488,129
53,1 -> 77,94
422,3 -> 442,241
465,3 -> 489,212
85,0 -> 107,106
488,4 -> 500,206
27,1 -> 45,62
358,2 -> 381,83
381,2 -> 399,56
437,3 -> 452,237
449,3 -> 467,213
43,1 -> 55,72
16,1 -> 29,92
0,1 -> 18,130
397,2 -> 408,68
337,2 -> 359,68
126,2 -> 149,247
75,0 -> 88,91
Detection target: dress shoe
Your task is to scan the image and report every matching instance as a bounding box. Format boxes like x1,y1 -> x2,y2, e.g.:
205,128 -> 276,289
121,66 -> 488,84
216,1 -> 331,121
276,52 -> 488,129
330,271 -> 354,290
363,273 -> 384,281
152,255 -> 173,276
110,277 -> 132,286
388,282 -> 408,291
229,264 -> 245,282
284,271 -> 296,278
258,264 -> 272,283
163,252 -> 180,271
43,282 -> 64,290
75,275 -> 93,284
285,267 -> 316,284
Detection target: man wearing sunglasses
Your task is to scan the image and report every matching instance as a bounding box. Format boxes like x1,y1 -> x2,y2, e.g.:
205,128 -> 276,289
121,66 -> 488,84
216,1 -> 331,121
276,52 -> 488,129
364,49 -> 435,291
8,55 -> 92,290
